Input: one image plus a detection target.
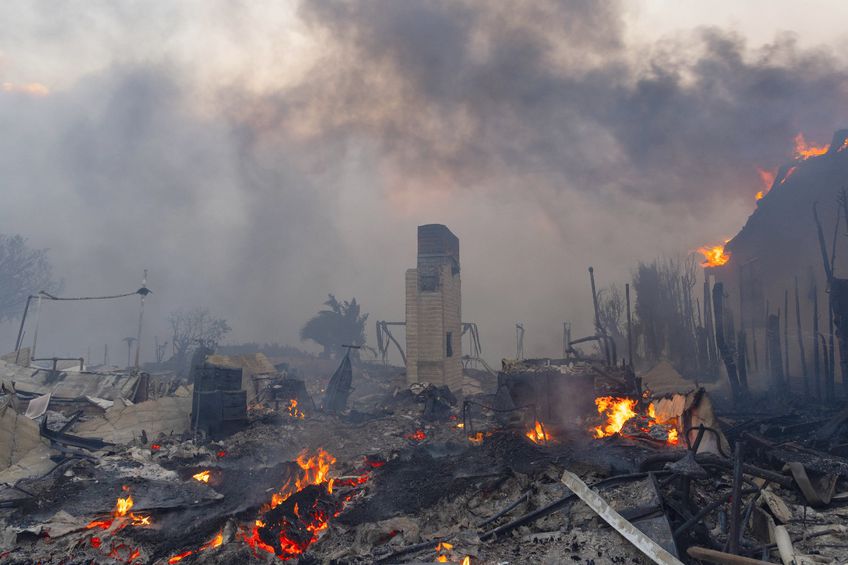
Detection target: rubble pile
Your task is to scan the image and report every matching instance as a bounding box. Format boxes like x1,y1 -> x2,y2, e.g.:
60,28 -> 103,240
1,354 -> 848,564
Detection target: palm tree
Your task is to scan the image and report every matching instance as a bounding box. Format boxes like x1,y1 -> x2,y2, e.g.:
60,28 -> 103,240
300,295 -> 368,359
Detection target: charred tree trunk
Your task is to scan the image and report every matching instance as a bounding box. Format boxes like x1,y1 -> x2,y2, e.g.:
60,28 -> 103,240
813,282 -> 821,400
751,325 -> 759,374
820,334 -> 830,393
737,330 -> 748,393
784,290 -> 790,382
828,295 -> 836,401
831,278 -> 848,397
767,314 -> 785,394
713,282 -> 741,403
763,300 -> 771,382
703,279 -> 717,377
795,276 -> 809,396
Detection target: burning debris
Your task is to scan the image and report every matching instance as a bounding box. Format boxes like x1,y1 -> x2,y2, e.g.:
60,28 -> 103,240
697,242 -> 731,268
3,212 -> 848,565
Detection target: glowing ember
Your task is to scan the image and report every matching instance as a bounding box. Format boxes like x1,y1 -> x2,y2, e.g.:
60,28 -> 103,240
794,133 -> 829,160
697,242 -> 730,268
193,470 -> 211,483
168,531 -> 224,563
780,165 -> 798,185
364,456 -> 386,468
216,450 -> 227,458
84,487 -> 150,563
525,420 -> 553,444
456,422 -> 464,429
287,399 -> 305,419
462,557 -> 471,565
405,429 -> 427,441
467,431 -> 492,445
150,443 -> 161,451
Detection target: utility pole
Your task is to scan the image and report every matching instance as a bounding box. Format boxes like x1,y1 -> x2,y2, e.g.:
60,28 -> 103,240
134,269 -> 151,371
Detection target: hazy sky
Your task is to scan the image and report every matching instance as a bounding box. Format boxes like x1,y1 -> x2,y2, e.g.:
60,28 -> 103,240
2,1 -> 847,364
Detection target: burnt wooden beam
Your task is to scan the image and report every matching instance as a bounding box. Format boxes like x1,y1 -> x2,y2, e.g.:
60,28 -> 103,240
687,546 -> 772,565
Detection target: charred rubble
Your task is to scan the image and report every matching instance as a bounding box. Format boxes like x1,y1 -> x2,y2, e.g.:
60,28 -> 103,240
1,343 -> 848,565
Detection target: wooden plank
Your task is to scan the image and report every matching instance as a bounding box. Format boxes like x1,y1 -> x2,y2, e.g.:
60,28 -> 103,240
561,470 -> 683,565
686,546 -> 773,565
774,525 -> 795,565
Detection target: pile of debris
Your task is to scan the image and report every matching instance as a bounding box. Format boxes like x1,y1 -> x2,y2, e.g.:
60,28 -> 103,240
1,352 -> 847,564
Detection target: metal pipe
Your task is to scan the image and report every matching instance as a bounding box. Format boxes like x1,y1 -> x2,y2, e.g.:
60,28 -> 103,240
30,295 -> 43,360
14,295 -> 35,355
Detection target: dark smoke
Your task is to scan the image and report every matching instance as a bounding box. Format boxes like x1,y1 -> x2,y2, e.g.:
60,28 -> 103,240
1,1 -> 847,361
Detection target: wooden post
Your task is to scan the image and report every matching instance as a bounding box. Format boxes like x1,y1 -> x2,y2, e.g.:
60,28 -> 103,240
795,276 -> 808,396
588,267 -> 608,363
713,282 -> 741,403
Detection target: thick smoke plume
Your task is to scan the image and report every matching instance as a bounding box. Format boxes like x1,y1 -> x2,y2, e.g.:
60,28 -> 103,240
1,0 -> 848,362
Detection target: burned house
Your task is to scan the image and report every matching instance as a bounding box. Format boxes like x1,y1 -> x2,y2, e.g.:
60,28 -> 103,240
712,129 -> 848,394
405,224 -> 463,392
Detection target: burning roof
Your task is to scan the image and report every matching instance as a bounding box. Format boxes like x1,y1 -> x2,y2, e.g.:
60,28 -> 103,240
704,129 -> 848,277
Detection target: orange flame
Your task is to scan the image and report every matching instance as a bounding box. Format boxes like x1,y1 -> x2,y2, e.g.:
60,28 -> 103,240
755,167 -> 776,201
436,542 -> 454,562
525,420 -> 553,444
86,489 -> 151,531
287,399 -> 305,419
593,397 -> 679,445
667,428 -> 679,445
192,470 -> 211,483
697,242 -> 730,268
168,531 -> 224,563
794,133 -> 829,160
593,397 -> 638,438
242,448 -> 347,560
